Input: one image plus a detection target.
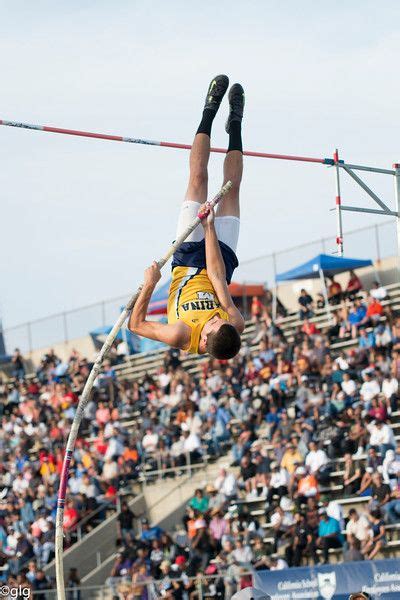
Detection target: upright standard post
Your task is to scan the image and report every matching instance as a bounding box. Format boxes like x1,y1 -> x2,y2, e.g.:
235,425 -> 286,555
54,182 -> 232,600
334,149 -> 344,256
393,164 -> 400,273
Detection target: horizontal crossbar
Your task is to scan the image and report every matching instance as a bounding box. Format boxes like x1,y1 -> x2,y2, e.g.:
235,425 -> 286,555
0,118 -> 329,164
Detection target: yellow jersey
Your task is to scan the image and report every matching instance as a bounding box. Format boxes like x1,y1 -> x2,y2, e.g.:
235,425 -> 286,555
168,266 -> 229,354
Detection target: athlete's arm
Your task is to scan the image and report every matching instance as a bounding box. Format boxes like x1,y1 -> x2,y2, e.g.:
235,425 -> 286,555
127,262 -> 188,347
203,215 -> 245,334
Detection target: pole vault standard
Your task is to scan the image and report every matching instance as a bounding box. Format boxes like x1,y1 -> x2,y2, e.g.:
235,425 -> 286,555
54,181 -> 232,600
332,150 -> 400,260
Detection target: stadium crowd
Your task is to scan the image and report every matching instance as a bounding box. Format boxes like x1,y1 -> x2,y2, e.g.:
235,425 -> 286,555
1,273 -> 400,598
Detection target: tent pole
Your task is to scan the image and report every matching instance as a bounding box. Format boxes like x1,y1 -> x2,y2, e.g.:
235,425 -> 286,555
319,269 -> 332,324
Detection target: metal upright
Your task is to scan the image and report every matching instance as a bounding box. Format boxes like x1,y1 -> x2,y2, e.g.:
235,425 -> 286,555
334,149 -> 344,256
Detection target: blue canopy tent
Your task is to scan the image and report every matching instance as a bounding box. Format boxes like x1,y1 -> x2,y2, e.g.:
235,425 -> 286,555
276,254 -> 372,282
274,253 -> 373,321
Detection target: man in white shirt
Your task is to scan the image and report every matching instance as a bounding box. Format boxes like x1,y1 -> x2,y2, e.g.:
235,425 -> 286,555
157,368 -> 171,390
305,441 -> 329,475
370,281 -> 388,300
360,372 -> 380,408
382,375 -> 399,402
142,428 -> 159,454
182,430 -> 202,462
231,537 -> 253,565
369,420 -> 396,457
214,466 -> 237,499
345,509 -> 370,543
102,457 -> 118,482
341,372 -> 357,398
269,555 -> 289,570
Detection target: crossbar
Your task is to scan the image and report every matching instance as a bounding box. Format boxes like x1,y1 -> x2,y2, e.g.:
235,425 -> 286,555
0,117 -> 333,164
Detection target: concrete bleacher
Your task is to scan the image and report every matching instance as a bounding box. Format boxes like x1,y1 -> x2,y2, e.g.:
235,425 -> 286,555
108,281 -> 400,568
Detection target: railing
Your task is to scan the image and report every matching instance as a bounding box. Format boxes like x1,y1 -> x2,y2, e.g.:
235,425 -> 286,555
2,218 -> 397,354
68,494 -> 122,543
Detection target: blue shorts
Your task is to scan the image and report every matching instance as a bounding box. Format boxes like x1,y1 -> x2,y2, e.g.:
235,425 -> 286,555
172,240 -> 239,284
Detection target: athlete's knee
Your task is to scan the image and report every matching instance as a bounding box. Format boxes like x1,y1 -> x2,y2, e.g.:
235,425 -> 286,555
226,179 -> 241,198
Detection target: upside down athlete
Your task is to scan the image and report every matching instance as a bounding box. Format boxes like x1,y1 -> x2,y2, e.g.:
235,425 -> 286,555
128,75 -> 245,359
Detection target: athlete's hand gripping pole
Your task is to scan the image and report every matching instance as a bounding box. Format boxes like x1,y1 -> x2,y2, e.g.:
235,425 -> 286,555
55,181 -> 231,600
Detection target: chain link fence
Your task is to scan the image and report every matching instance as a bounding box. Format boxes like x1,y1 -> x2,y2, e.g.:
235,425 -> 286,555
3,220 -> 397,355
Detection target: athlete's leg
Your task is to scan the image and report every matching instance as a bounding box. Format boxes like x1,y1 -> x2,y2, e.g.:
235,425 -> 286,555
184,75 -> 229,203
184,133 -> 210,204
177,75 -> 229,242
217,83 -> 244,218
218,149 -> 243,217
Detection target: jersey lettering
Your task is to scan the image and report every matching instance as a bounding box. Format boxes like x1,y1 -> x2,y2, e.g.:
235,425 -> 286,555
181,299 -> 220,312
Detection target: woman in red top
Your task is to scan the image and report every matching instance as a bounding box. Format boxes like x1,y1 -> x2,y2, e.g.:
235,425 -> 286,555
251,295 -> 263,322
366,297 -> 384,323
346,270 -> 363,299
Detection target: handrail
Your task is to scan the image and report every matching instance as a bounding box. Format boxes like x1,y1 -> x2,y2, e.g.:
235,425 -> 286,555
67,494 -> 121,541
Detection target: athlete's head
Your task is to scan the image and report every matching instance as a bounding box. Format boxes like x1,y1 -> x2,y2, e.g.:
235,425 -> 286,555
199,314 -> 241,359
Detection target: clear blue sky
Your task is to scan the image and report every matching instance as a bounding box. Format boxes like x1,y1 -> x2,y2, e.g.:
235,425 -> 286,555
1,1 -> 400,327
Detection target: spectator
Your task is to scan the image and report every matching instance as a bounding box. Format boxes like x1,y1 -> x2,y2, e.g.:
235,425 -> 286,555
214,467 -> 237,500
370,281 -> 388,301
369,420 -> 396,458
361,509 -> 386,560
285,512 -> 308,567
140,519 -> 163,543
328,277 -> 342,305
188,489 -> 209,514
266,462 -> 289,505
343,454 -> 362,495
316,293 -> 325,310
298,289 -> 314,320
370,473 -> 391,510
301,318 -> 319,337
251,296 -> 263,322
346,270 -> 363,300
66,567 -> 81,600
316,510 -> 343,564
305,442 -> 330,485
117,501 -> 138,543
294,466 -> 318,506
366,296 -> 384,325
11,348 -> 25,381
345,509 -> 370,547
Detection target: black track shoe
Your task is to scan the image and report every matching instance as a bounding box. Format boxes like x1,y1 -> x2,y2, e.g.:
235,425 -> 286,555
203,74 -> 229,112
225,83 -> 245,133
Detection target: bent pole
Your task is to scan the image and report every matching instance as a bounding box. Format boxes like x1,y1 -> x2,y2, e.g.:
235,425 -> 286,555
54,181 -> 232,600
0,118 -> 331,164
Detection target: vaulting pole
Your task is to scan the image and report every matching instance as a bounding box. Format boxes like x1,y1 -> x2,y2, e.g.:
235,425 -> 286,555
54,181 -> 232,600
